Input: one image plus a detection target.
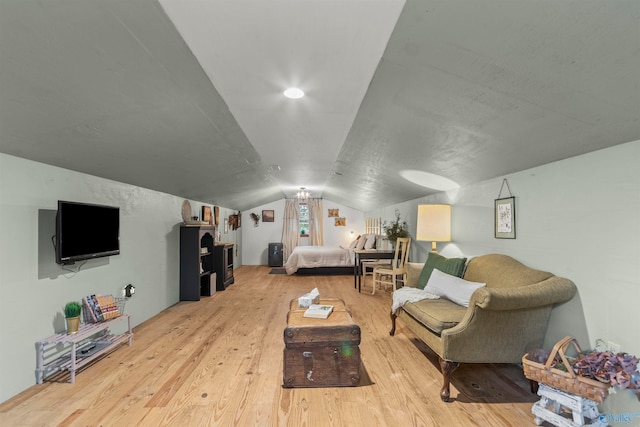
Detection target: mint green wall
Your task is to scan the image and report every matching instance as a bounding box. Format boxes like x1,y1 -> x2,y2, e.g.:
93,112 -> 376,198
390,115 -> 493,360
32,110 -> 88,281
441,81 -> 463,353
0,153 -> 238,403
368,140 -> 640,358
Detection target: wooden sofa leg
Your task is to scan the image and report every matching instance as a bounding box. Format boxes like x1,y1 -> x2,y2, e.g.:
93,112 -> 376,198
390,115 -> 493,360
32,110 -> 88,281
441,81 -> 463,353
530,380 -> 539,394
439,358 -> 460,402
389,312 -> 397,336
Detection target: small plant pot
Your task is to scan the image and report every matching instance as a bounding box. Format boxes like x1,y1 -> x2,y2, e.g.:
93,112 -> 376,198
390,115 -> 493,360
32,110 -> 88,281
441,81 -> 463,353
66,316 -> 80,334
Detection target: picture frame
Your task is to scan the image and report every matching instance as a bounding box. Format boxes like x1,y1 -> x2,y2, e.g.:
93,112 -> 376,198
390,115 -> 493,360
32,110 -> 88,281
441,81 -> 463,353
201,206 -> 212,225
495,197 -> 516,239
229,214 -> 239,230
262,210 -> 274,222
335,217 -> 346,227
328,208 -> 339,217
224,218 -> 229,234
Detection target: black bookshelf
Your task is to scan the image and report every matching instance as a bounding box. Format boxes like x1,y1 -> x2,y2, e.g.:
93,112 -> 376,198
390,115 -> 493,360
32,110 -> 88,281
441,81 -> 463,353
179,225 -> 216,301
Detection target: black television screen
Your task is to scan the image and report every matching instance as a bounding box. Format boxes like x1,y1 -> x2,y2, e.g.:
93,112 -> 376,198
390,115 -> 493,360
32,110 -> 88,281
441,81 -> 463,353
56,200 -> 120,264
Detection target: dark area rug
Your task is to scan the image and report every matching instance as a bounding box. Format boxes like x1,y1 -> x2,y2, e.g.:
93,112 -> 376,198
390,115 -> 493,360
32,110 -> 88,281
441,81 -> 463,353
269,268 -> 287,274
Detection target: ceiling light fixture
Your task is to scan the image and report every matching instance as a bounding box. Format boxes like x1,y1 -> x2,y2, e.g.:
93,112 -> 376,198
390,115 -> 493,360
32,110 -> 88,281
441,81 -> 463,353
296,187 -> 310,201
284,87 -> 304,99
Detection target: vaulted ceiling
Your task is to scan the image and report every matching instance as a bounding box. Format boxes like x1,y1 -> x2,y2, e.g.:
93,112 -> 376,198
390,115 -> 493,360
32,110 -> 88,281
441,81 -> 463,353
1,1 -> 638,212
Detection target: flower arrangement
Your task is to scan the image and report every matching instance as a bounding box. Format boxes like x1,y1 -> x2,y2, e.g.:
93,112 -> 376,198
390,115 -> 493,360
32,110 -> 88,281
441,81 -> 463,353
383,209 -> 409,243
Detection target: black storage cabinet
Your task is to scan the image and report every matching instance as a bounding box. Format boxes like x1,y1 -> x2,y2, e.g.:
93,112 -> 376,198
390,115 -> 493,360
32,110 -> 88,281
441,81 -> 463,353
268,242 -> 283,267
214,242 -> 234,290
180,226 -> 215,301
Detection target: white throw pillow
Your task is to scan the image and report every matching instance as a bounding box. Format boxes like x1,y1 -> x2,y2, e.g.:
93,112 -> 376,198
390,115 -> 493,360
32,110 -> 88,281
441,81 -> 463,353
355,235 -> 368,250
364,234 -> 377,249
424,268 -> 486,307
349,237 -> 360,249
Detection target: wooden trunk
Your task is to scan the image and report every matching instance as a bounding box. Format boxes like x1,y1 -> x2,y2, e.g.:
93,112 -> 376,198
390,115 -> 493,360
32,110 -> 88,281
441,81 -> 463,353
283,298 -> 361,388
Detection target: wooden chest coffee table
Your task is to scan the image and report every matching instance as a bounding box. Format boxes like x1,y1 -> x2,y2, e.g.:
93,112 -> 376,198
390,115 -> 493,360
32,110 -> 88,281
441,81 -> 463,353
283,298 -> 361,388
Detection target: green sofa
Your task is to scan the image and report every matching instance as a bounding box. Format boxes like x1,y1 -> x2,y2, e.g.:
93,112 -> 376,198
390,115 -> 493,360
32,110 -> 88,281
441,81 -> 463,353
390,253 -> 577,402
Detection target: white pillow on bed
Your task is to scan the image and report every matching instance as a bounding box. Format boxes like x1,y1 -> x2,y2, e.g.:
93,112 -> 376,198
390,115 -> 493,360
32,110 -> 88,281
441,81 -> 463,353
349,237 -> 360,249
424,268 -> 486,307
355,235 -> 368,250
364,234 -> 377,249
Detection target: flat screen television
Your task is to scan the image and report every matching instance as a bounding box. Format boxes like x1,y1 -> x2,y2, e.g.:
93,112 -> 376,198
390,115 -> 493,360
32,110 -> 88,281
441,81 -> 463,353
55,200 -> 120,264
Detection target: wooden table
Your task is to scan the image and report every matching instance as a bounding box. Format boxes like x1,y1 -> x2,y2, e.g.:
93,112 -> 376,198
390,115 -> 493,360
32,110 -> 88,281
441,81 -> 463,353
353,249 -> 394,292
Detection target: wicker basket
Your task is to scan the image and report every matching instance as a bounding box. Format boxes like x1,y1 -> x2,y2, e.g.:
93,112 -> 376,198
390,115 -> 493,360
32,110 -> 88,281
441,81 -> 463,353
522,336 -> 609,403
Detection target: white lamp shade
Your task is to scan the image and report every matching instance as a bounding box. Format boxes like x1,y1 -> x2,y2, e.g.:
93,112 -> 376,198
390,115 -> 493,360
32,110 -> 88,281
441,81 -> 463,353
416,204 -> 451,242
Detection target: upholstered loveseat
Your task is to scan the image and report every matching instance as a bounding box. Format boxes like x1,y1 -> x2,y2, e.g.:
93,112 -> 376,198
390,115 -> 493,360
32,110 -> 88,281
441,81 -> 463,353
390,253 -> 576,402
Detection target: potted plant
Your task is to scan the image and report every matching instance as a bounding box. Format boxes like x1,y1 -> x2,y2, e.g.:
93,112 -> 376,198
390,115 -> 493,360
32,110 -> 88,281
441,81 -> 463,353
383,209 -> 409,244
64,301 -> 82,334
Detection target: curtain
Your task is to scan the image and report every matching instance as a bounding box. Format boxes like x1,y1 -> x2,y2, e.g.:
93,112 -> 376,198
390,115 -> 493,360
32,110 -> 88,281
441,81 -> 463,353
308,199 -> 324,246
282,199 -> 300,261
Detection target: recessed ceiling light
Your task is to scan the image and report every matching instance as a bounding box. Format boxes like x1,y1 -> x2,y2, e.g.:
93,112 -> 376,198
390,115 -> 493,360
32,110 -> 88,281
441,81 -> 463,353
284,88 -> 304,99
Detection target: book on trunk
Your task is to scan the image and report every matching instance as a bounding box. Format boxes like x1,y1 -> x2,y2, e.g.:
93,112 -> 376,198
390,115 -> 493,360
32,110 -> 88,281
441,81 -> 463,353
303,304 -> 334,319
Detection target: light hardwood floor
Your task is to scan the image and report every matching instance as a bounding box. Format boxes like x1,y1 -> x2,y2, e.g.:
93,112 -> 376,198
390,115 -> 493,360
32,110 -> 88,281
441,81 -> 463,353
0,265 -> 540,426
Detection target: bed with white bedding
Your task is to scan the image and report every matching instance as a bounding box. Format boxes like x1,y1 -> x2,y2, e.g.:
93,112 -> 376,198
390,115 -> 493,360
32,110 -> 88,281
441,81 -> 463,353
284,245 -> 355,275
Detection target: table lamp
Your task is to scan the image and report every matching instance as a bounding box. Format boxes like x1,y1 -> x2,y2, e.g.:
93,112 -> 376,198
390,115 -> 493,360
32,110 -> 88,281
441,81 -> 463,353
416,204 -> 451,252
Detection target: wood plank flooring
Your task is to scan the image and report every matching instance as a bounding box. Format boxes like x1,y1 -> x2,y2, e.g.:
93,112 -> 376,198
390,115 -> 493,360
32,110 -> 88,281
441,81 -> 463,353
0,265 -> 540,426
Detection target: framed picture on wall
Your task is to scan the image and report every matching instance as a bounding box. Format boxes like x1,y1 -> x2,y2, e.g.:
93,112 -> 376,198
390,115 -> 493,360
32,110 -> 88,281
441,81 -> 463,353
224,218 -> 229,234
335,217 -> 346,226
262,210 -> 274,222
495,197 -> 516,239
229,214 -> 239,230
201,206 -> 212,225
328,208 -> 339,217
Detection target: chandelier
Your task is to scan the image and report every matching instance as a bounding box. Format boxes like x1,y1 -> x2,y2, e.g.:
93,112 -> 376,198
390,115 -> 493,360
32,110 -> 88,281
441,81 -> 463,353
296,187 -> 310,201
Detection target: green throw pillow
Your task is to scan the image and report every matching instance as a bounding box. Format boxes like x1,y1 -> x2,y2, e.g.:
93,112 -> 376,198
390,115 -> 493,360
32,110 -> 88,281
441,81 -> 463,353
417,252 -> 467,289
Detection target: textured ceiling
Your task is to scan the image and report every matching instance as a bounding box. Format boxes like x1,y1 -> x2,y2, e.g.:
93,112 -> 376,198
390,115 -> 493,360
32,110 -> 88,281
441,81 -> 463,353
1,0 -> 639,212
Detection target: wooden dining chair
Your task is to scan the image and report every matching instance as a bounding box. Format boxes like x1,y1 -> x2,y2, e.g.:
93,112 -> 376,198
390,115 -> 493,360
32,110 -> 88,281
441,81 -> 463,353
371,237 -> 411,294
362,259 -> 390,293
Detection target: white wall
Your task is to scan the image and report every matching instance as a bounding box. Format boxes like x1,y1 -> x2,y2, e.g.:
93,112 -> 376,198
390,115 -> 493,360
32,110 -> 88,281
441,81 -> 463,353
241,199 -> 286,265
242,199 -> 365,265
0,153 -> 238,403
322,202 -> 365,248
368,140 -> 640,357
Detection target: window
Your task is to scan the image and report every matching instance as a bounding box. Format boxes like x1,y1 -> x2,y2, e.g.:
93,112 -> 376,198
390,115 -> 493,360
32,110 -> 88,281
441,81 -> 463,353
299,203 -> 309,236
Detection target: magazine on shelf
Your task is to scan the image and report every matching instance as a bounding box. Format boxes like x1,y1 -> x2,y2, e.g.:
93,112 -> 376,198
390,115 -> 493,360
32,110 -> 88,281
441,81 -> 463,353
95,294 -> 120,320
303,304 -> 334,319
82,297 -> 97,323
83,294 -> 120,322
